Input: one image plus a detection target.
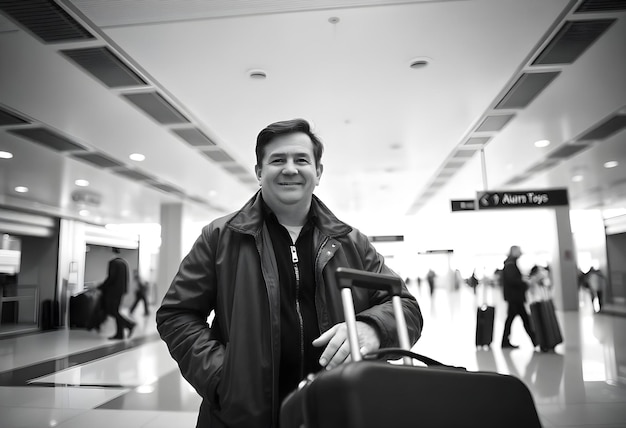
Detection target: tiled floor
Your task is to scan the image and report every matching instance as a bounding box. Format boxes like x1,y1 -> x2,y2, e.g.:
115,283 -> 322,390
1,284 -> 625,428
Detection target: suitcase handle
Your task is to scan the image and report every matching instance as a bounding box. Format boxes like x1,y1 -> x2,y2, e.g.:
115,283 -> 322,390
363,348 -> 467,370
335,267 -> 413,365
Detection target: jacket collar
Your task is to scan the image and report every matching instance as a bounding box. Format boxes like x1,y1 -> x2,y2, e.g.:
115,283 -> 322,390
227,190 -> 352,238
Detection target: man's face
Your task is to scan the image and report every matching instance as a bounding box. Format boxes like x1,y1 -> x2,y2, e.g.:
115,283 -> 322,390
255,132 -> 323,212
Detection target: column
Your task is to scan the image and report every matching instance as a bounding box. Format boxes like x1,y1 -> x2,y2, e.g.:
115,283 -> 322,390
550,206 -> 579,311
157,203 -> 184,302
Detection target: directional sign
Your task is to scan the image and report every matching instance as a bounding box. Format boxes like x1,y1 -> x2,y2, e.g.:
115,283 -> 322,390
477,189 -> 568,210
450,199 -> 476,212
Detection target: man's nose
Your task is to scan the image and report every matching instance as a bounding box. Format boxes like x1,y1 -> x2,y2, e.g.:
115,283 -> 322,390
282,161 -> 298,175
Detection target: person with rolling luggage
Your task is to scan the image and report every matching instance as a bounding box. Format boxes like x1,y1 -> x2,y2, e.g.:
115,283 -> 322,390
156,119 -> 424,428
500,245 -> 537,349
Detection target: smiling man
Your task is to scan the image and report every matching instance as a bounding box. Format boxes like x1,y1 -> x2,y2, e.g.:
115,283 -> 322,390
157,118 -> 423,428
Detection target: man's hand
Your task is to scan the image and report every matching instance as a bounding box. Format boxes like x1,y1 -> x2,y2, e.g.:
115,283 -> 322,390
312,321 -> 380,370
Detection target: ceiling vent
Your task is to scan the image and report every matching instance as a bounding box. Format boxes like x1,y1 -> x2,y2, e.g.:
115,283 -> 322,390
223,164 -> 250,175
546,143 -> 590,160
112,167 -> 154,182
172,128 -> 216,146
451,149 -> 477,159
0,106 -> 29,126
70,152 -> 125,168
495,72 -> 560,109
9,127 -> 87,152
525,159 -> 560,174
475,114 -> 515,132
463,137 -> 491,146
201,148 -> 236,163
575,0 -> 626,13
0,0 -> 94,43
122,92 -> 190,125
575,113 -> 626,142
61,47 -> 147,88
532,19 -> 616,65
147,181 -> 185,197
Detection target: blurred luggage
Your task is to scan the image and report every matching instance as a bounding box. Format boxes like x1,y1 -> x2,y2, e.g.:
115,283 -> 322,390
476,304 -> 495,347
280,267 -> 542,428
70,288 -> 105,330
530,297 -> 562,352
475,280 -> 494,347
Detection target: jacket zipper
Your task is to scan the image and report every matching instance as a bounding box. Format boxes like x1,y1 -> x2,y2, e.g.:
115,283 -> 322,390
290,244 -> 305,379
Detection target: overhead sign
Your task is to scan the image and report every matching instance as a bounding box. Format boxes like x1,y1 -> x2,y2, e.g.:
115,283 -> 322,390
451,199 -> 476,212
477,188 -> 568,210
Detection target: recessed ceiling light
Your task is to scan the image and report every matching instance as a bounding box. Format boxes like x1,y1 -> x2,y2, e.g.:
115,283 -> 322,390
328,17 -> 340,24
75,179 -> 89,187
409,57 -> 431,69
534,139 -> 550,148
130,153 -> 146,161
604,160 -> 619,168
15,186 -> 28,193
79,209 -> 90,216
0,151 -> 13,159
572,174 -> 584,182
248,69 -> 267,79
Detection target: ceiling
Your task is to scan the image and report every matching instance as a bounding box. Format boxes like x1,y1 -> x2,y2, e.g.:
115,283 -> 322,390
0,0 -> 625,232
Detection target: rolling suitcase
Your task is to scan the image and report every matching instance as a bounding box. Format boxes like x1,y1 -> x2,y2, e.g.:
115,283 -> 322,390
475,281 -> 494,347
69,288 -> 103,329
476,304 -> 495,347
530,296 -> 562,352
280,267 -> 542,428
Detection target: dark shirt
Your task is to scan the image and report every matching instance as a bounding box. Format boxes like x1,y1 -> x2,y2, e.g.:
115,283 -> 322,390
264,206 -> 323,404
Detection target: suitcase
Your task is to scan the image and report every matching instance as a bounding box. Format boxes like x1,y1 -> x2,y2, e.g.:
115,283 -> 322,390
530,298 -> 562,351
280,267 -> 542,428
475,304 -> 495,347
69,288 -> 104,329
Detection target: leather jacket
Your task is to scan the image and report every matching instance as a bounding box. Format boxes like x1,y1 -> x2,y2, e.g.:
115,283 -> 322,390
156,191 -> 423,428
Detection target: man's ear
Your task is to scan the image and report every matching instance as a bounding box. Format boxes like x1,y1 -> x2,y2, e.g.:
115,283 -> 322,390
315,163 -> 324,185
255,165 -> 262,182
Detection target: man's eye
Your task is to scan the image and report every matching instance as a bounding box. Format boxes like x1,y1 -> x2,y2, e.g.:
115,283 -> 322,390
296,158 -> 310,164
270,159 -> 284,164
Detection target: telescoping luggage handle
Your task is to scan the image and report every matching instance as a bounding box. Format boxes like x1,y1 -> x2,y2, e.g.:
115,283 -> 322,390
335,267 -> 413,365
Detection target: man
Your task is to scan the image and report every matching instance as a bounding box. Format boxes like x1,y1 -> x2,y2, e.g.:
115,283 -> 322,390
100,247 -> 135,340
157,119 -> 423,428
129,269 -> 150,316
501,245 -> 536,349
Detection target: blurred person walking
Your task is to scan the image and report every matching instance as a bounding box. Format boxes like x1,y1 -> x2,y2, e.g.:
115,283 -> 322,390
500,245 -> 536,349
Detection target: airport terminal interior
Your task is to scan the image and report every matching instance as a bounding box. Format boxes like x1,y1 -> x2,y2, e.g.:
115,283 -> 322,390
1,0 -> 626,427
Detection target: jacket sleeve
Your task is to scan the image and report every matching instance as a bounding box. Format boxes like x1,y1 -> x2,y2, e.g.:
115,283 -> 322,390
349,231 -> 423,349
156,224 -> 224,407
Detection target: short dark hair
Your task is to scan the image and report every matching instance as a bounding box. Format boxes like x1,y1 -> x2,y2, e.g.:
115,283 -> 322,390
255,119 -> 324,167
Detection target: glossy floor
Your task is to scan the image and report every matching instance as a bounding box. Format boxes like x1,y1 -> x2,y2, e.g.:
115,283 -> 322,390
1,284 -> 625,428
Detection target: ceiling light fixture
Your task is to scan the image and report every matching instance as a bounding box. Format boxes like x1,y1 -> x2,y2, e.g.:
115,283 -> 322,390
0,151 -> 13,159
534,139 -> 550,148
409,57 -> 431,69
79,209 -> 90,216
572,174 -> 584,182
604,160 -> 619,168
248,69 -> 267,80
130,153 -> 146,161
14,186 -> 28,193
75,179 -> 89,187
328,17 -> 340,24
